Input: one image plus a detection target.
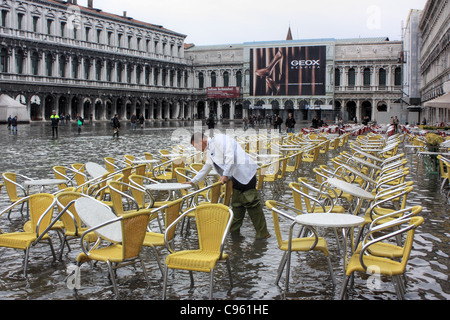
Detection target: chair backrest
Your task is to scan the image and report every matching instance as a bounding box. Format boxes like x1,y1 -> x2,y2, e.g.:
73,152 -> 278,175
124,155 -> 134,167
195,204 -> 232,254
128,174 -> 147,208
2,172 -> 21,201
265,200 -> 287,249
121,210 -> 152,260
56,191 -> 86,235
28,193 -> 55,235
162,198 -> 184,242
104,157 -> 117,174
53,166 -> 72,190
134,164 -> 147,176
71,163 -> 86,186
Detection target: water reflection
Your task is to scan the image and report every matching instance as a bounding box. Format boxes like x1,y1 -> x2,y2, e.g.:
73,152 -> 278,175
0,121 -> 449,300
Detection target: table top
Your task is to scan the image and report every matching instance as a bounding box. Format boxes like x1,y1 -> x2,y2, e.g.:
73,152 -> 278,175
145,183 -> 193,191
75,197 -> 122,243
85,162 -> 109,179
295,213 -> 365,228
24,179 -> 67,186
131,159 -> 159,164
327,178 -> 375,200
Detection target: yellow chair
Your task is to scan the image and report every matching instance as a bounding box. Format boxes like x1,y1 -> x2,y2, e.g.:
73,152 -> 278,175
0,193 -> 57,277
128,174 -> 170,209
74,197 -> 153,299
54,191 -> 99,259
124,154 -> 134,167
162,203 -> 234,300
437,155 -> 450,192
1,172 -> 32,218
265,200 -> 335,291
142,198 -> 184,276
52,166 -> 76,192
104,157 -> 119,174
289,179 -> 346,214
340,216 -> 424,300
71,163 -> 87,188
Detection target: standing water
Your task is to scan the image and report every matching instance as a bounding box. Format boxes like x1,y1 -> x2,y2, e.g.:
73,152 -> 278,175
0,120 -> 448,301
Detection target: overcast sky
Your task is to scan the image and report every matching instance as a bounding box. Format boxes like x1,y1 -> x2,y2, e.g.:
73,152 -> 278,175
89,0 -> 428,45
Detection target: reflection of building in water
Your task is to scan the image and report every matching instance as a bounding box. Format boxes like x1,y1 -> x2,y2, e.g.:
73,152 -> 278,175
0,0 -> 446,124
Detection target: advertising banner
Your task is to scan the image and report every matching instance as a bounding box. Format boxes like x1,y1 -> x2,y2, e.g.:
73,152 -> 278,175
207,87 -> 241,99
250,46 -> 327,96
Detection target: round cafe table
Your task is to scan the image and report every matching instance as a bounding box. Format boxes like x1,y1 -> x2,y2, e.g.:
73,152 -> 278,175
24,179 -> 67,193
85,162 -> 109,179
295,213 -> 365,272
145,183 -> 193,200
75,197 -> 122,243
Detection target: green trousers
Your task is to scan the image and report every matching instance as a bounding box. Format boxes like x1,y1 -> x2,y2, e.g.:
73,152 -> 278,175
230,188 -> 270,239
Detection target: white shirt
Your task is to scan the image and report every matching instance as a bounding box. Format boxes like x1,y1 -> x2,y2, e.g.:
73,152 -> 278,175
191,134 -> 258,185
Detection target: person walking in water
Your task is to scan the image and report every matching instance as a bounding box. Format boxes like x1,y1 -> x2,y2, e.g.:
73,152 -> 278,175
76,114 -> 84,134
111,114 -> 120,138
50,110 -> 60,138
184,132 -> 271,240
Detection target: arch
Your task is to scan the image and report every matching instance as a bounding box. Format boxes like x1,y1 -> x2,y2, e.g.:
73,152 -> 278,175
30,95 -> 42,121
346,101 -> 357,122
362,100 -> 372,120
377,101 -> 388,112
44,95 -> 55,120
94,98 -> 103,120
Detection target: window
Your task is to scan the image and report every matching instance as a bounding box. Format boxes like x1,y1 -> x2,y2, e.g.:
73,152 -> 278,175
32,16 -> 39,33
348,68 -> 356,87
118,34 -> 123,47
0,48 -> 8,73
128,36 -> 132,49
73,26 -> 78,40
236,71 -> 242,87
199,72 -> 204,89
72,58 -> 78,78
45,53 -> 53,77
16,50 -> 24,74
363,68 -> 371,87
1,10 -> 8,28
59,56 -> 66,78
223,71 -> 229,87
95,60 -> 102,81
117,63 -> 123,82
145,66 -> 150,85
146,39 -> 151,52
106,62 -> 112,82
85,27 -> 90,42
17,13 -> 24,30
84,59 -> 90,79
137,38 -> 141,50
153,68 -> 158,85
31,52 -> 39,75
136,67 -> 141,84
335,68 -> 341,87
395,67 -> 402,86
211,71 -> 216,87
379,68 -> 386,87
107,32 -> 113,46
97,29 -> 102,43
154,41 -> 159,53
127,65 -> 132,83
60,22 -> 66,37
47,19 -> 53,35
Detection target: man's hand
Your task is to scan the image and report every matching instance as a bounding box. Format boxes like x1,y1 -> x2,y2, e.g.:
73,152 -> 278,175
219,176 -> 228,185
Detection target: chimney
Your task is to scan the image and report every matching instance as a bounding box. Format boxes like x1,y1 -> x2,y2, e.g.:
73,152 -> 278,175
88,0 -> 93,8
123,11 -> 127,17
72,0 -> 77,5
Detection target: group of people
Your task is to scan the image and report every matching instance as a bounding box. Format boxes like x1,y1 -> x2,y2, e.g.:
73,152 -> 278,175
243,113 -> 296,133
6,115 -> 18,134
50,110 -> 84,138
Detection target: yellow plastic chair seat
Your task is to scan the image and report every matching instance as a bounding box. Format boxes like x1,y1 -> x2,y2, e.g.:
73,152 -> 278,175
279,237 -> 330,256
77,244 -> 125,264
143,232 -> 165,247
165,250 -> 229,273
23,220 -> 65,232
355,242 -> 404,259
346,254 -> 405,277
0,232 -> 43,250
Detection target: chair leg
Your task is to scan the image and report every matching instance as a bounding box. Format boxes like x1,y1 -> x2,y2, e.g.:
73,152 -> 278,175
275,252 -> 288,286
23,248 -> 30,277
151,245 -> 164,276
140,257 -> 151,289
325,256 -> 336,286
162,264 -> 169,300
209,269 -> 215,300
107,260 -> 119,299
339,274 -> 351,300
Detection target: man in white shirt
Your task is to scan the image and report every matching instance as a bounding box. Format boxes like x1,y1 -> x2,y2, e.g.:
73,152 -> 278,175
186,133 -> 270,239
